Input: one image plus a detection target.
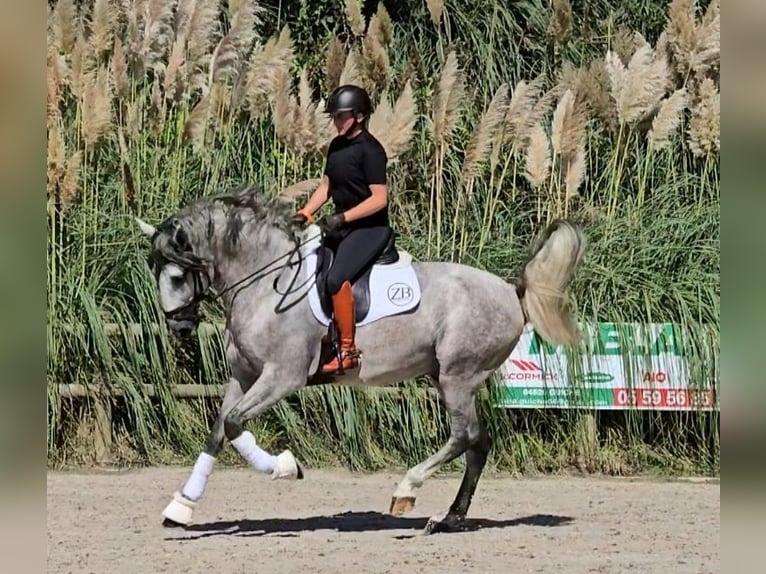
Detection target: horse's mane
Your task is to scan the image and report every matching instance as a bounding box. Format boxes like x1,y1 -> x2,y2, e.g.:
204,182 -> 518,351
153,184 -> 297,267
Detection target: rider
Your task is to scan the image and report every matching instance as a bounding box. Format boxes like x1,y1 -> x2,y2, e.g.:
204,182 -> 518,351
292,84 -> 391,374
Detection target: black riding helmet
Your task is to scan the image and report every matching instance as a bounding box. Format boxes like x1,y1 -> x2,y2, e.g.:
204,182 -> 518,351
325,84 -> 372,119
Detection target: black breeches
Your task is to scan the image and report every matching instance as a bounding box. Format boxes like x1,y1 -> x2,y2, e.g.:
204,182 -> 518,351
325,226 -> 391,294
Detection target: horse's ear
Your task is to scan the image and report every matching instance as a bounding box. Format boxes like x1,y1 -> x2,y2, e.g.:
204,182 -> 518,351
135,217 -> 157,239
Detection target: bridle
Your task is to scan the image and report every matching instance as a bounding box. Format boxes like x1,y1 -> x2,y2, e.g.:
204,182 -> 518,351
155,229 -> 323,324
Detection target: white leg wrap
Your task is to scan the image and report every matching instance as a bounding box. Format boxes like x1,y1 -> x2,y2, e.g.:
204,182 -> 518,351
162,491 -> 197,525
181,452 -> 216,501
231,430 -> 277,474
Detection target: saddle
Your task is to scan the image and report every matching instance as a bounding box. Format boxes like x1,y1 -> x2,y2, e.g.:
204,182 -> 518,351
314,230 -> 401,323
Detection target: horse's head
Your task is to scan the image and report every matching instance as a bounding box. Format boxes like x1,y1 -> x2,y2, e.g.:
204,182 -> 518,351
135,216 -> 212,337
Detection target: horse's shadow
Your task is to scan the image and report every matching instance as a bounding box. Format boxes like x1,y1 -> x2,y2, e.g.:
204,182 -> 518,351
165,511 -> 574,540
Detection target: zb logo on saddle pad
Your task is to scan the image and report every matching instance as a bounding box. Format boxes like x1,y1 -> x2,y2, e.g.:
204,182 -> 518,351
387,282 -> 415,306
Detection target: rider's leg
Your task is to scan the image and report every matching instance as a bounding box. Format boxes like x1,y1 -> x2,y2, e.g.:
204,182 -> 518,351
323,227 -> 391,373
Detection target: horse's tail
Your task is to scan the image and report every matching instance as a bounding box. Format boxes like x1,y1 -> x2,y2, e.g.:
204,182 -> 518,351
516,219 -> 586,346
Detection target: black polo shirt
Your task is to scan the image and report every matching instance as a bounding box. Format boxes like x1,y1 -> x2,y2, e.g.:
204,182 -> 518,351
323,130 -> 389,229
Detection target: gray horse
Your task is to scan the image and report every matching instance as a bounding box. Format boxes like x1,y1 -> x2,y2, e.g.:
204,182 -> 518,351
135,185 -> 586,534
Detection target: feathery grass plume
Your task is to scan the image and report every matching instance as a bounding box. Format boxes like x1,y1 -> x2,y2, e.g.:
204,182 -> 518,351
186,0 -> 222,92
431,50 -> 465,147
371,79 -> 417,160
280,178 -> 321,200
271,66 -> 295,149
174,0 -> 198,39
691,0 -> 719,78
557,60 -> 617,133
551,88 -> 589,161
368,90 -> 394,143
47,121 -> 66,196
161,0 -> 197,99
362,18 -> 390,90
612,25 -> 645,66
325,36 -> 346,94
244,25 -> 294,118
112,36 -> 130,100
524,121 -> 551,189
125,98 -> 143,144
648,88 -> 688,151
148,76 -> 166,136
69,35 -> 93,101
375,2 -> 394,46
296,68 -> 319,153
497,76 -> 547,155
687,78 -> 719,157
211,0 -> 261,84
60,151 -> 83,213
313,99 -> 336,153
339,46 -> 365,88
81,66 -> 112,145
183,94 -> 211,151
47,43 -> 66,125
88,0 -> 116,56
52,0 -> 78,55
427,0 -> 444,27
461,83 -> 509,184
605,45 -> 671,124
124,0 -> 143,71
564,142 -> 586,200
665,0 -> 698,77
138,0 -> 178,74
344,0 -> 365,37
164,35 -> 186,102
547,0 -> 572,45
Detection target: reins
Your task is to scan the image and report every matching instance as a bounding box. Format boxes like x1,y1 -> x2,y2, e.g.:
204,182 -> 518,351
163,229 -> 322,320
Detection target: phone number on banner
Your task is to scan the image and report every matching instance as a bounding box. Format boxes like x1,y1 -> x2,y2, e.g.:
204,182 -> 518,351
613,388 -> 716,409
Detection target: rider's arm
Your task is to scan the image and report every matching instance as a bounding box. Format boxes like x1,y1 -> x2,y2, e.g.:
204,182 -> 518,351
299,175 -> 330,220
343,184 -> 387,222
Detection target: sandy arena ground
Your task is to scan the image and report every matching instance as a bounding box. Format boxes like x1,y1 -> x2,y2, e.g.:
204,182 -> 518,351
47,466 -> 719,574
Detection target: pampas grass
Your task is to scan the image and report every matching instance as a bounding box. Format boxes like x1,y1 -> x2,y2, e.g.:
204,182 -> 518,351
429,49 -> 465,256
524,121 -> 551,189
81,66 -> 112,145
324,36 -> 346,93
369,79 -> 417,160
687,78 -> 720,158
605,44 -> 671,125
648,88 -> 688,151
344,0 -> 364,37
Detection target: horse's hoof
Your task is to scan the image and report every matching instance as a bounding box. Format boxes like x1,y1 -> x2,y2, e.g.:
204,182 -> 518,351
271,450 -> 301,480
423,513 -> 466,535
162,492 -> 195,526
389,496 -> 416,516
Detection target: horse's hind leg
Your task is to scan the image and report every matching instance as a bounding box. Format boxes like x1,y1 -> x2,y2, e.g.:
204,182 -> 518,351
161,376 -> 244,527
423,409 -> 490,534
389,373 -> 487,519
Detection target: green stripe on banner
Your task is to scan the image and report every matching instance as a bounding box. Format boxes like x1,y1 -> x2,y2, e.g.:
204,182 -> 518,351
494,386 -> 614,408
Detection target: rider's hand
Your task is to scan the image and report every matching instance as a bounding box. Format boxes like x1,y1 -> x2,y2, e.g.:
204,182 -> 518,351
318,213 -> 345,234
290,211 -> 310,227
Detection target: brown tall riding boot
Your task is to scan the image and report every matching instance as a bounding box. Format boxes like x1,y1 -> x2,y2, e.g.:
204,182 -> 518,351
322,281 -> 358,373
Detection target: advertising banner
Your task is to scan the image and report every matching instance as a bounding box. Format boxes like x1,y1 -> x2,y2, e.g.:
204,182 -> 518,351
495,323 -> 719,411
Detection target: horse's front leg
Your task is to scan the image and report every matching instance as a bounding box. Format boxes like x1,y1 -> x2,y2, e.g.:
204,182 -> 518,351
224,362 -> 307,480
162,375 -> 246,527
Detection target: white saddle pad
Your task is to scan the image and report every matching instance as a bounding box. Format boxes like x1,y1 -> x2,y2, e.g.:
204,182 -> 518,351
300,226 -> 422,327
